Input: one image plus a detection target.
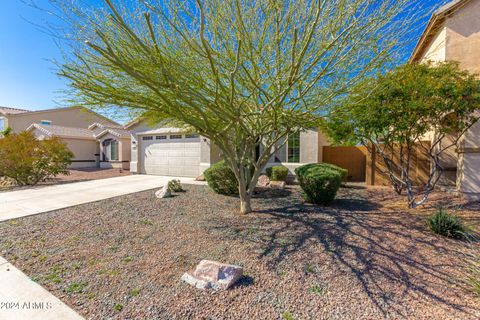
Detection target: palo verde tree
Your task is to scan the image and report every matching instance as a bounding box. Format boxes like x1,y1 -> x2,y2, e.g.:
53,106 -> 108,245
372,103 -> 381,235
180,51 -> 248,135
322,62 -> 480,208
46,0 -> 436,213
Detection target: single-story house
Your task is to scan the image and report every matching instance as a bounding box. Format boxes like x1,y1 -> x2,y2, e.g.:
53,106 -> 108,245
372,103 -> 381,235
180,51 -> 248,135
126,118 -> 331,178
1,106 -> 131,169
410,0 -> 480,200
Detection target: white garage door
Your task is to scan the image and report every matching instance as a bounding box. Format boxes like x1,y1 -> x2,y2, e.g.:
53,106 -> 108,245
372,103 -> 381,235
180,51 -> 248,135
140,134 -> 201,177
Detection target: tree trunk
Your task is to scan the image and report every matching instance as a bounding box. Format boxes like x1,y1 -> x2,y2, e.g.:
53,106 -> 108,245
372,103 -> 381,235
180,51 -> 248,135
238,178 -> 253,214
239,193 -> 252,215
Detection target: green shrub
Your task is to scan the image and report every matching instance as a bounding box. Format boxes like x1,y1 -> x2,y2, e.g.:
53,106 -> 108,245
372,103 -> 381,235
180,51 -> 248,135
204,160 -> 238,195
266,165 -> 289,181
321,163 -> 348,182
427,209 -> 466,239
295,163 -> 343,205
168,179 -> 183,192
0,132 -> 73,186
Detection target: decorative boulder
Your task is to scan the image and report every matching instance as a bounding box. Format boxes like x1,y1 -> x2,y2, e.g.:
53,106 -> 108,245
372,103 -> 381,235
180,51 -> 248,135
195,174 -> 206,181
155,185 -> 171,198
269,181 -> 286,189
257,175 -> 270,187
181,260 -> 243,290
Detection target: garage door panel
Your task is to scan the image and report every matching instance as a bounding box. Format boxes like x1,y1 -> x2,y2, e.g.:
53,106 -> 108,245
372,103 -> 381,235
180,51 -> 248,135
184,166 -> 200,177
184,157 -> 199,165
141,134 -> 201,177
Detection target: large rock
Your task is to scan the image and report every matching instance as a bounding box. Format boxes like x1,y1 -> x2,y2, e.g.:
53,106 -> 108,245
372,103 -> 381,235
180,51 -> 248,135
195,174 -> 205,181
257,175 -> 270,187
269,181 -> 286,189
181,260 -> 243,290
155,185 -> 171,198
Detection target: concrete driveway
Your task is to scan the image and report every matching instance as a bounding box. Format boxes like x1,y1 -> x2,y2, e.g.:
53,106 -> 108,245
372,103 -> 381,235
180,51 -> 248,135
0,175 -> 205,222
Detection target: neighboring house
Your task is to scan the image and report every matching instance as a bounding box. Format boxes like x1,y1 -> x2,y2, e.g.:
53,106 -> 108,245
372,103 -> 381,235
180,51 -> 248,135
410,0 -> 480,199
127,118 -> 331,178
1,106 -> 130,169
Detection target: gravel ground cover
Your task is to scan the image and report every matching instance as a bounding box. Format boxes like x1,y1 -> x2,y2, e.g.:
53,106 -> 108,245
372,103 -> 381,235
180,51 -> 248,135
0,168 -> 131,192
0,184 -> 479,319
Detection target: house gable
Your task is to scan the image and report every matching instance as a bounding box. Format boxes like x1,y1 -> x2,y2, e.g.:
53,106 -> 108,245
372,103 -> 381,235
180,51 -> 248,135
7,106 -> 119,133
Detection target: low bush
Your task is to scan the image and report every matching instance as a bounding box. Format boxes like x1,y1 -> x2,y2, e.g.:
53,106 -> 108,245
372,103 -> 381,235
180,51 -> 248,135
295,163 -> 343,205
321,163 -> 348,182
168,179 -> 184,192
204,160 -> 238,195
0,132 -> 73,186
266,165 -> 289,181
427,209 -> 466,239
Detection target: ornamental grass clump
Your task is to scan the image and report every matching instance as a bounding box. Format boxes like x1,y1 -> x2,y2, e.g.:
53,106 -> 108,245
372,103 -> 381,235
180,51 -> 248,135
465,249 -> 480,296
295,163 -> 343,205
427,209 -> 466,239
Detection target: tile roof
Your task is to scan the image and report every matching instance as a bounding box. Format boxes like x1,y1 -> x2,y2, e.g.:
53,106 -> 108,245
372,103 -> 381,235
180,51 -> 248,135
27,124 -> 96,139
95,127 -> 131,139
0,106 -> 29,115
27,123 -> 131,140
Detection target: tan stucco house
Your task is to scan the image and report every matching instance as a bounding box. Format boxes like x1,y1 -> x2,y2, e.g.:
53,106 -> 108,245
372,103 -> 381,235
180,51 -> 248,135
0,106 -> 130,169
127,118 -> 331,178
410,0 -> 480,199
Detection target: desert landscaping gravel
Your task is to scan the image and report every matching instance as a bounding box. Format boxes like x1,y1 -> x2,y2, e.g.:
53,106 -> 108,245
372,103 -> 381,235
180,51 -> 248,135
0,168 -> 131,192
0,185 -> 479,319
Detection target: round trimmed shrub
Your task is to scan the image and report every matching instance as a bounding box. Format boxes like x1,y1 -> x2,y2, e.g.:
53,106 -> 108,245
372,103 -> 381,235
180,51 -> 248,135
427,209 -> 466,239
295,163 -> 343,205
204,160 -> 238,195
321,163 -> 348,182
266,165 -> 289,181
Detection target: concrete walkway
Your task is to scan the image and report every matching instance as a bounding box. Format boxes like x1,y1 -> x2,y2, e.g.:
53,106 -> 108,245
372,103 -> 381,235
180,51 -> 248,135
0,257 -> 84,320
0,175 -> 205,222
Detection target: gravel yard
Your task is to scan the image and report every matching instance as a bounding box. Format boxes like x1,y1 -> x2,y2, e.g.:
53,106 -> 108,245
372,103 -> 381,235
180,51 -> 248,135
0,185 -> 479,319
0,168 -> 131,192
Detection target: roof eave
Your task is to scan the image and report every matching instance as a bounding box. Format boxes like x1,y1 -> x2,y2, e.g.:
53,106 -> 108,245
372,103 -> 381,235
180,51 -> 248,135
409,0 -> 471,63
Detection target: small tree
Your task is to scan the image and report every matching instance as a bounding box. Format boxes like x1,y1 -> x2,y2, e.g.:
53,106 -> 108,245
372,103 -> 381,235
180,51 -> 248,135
48,0 -> 436,213
323,62 -> 480,208
0,132 -> 74,185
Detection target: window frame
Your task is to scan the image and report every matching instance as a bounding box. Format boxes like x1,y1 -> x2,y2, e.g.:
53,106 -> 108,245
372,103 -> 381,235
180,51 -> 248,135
287,132 -> 301,163
110,140 -> 119,161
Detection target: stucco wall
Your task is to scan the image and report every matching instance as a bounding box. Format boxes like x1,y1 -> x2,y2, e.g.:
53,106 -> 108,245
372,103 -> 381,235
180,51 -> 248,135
30,128 -> 98,168
300,129 -> 319,163
128,120 -> 155,173
445,0 -> 480,74
444,1 -> 480,198
7,107 -> 117,133
421,26 -> 447,63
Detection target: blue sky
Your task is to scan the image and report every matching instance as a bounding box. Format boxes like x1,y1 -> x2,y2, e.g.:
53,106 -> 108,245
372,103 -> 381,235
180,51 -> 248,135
0,0 -> 444,112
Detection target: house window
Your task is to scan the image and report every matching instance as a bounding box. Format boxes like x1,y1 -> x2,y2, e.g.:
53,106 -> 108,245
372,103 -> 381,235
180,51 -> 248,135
102,139 -> 119,161
40,120 -> 52,125
287,132 -> 300,163
156,135 -> 167,140
185,134 -> 199,139
0,117 -> 4,130
170,134 -> 182,139
110,140 -> 118,161
142,136 -> 153,141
